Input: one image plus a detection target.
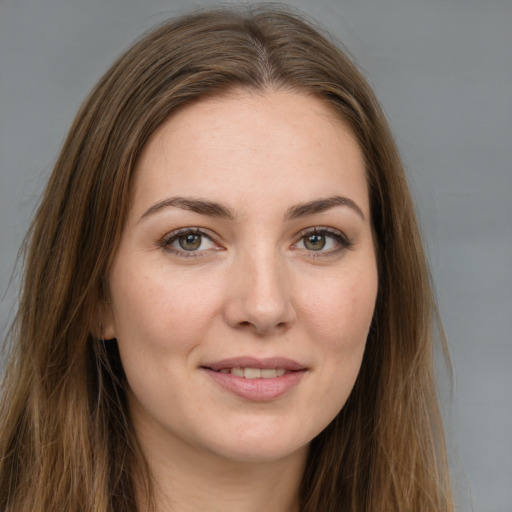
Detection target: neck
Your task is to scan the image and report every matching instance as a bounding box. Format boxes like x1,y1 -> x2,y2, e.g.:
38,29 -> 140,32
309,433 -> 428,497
135,429 -> 307,512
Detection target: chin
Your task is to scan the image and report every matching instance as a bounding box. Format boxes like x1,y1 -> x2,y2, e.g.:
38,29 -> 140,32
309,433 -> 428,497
201,425 -> 313,464
213,443 -> 308,465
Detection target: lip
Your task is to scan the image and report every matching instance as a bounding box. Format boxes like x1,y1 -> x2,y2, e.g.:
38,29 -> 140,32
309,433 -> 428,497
202,356 -> 306,372
201,356 -> 308,402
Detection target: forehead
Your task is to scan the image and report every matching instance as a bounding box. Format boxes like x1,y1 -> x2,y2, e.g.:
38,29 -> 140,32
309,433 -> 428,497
131,89 -> 369,219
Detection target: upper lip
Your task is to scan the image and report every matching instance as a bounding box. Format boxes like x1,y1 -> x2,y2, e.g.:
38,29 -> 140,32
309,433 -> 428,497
202,357 -> 306,372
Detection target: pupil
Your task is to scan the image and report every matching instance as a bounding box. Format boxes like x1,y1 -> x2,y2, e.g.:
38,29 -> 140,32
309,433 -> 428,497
305,234 -> 325,250
179,234 -> 201,251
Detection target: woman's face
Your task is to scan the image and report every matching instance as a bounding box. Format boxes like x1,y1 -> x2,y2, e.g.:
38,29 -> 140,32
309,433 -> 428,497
102,90 -> 378,464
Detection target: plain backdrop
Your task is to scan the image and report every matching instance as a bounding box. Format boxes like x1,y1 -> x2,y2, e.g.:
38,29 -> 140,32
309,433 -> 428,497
0,1 -> 511,510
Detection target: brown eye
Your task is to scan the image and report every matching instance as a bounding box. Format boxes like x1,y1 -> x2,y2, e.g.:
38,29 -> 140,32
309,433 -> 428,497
303,234 -> 326,251
162,229 -> 218,256
294,228 -> 353,256
178,233 -> 202,251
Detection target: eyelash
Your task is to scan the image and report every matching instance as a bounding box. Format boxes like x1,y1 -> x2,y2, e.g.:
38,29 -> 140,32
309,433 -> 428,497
293,227 -> 353,257
159,227 -> 219,258
158,226 -> 353,259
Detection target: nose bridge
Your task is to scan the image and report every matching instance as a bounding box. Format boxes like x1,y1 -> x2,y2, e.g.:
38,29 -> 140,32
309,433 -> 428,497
225,240 -> 295,334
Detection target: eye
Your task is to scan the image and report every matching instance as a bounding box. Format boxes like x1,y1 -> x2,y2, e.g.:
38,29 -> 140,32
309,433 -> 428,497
176,233 -> 205,251
293,227 -> 352,255
160,228 -> 218,257
303,233 -> 329,251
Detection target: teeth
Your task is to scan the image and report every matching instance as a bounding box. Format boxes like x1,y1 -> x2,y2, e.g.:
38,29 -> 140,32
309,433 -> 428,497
244,367 -> 261,379
219,367 -> 287,378
231,367 -> 245,377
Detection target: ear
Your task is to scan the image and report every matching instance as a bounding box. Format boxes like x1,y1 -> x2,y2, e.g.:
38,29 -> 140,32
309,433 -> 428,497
93,300 -> 117,340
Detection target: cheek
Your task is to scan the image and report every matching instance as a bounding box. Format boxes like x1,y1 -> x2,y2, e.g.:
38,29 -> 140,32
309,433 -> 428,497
113,273 -> 221,352
109,267 -> 224,402
285,265 -> 377,441
299,263 -> 377,395
302,267 -> 377,351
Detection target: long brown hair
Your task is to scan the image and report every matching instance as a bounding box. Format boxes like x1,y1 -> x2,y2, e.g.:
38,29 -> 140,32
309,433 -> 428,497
0,5 -> 453,511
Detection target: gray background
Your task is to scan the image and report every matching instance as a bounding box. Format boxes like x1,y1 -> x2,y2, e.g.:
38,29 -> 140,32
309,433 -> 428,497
0,0 -> 510,510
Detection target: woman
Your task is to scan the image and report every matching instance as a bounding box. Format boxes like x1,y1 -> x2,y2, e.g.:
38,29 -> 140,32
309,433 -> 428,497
0,5 -> 453,511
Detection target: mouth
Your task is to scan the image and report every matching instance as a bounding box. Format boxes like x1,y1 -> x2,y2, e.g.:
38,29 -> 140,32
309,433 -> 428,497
214,367 -> 288,378
200,357 -> 307,401
201,356 -> 306,375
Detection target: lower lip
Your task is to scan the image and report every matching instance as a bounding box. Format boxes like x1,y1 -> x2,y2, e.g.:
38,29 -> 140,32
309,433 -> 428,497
203,369 -> 306,401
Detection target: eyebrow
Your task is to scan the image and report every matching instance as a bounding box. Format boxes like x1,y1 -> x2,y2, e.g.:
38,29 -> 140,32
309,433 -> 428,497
139,196 -> 235,222
138,194 -> 365,223
284,195 -> 365,221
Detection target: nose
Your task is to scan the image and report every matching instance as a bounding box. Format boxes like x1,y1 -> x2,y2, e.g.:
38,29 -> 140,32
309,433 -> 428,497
223,249 -> 297,336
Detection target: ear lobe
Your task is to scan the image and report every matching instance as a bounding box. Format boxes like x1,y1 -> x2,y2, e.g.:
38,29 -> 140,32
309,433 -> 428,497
94,302 -> 117,340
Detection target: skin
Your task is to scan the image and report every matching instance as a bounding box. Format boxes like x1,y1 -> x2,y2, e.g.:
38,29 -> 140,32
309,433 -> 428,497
101,89 -> 378,512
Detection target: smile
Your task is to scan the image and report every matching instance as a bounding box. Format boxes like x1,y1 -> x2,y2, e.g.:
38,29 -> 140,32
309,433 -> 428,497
202,356 -> 306,372
217,367 -> 287,378
201,357 -> 307,401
